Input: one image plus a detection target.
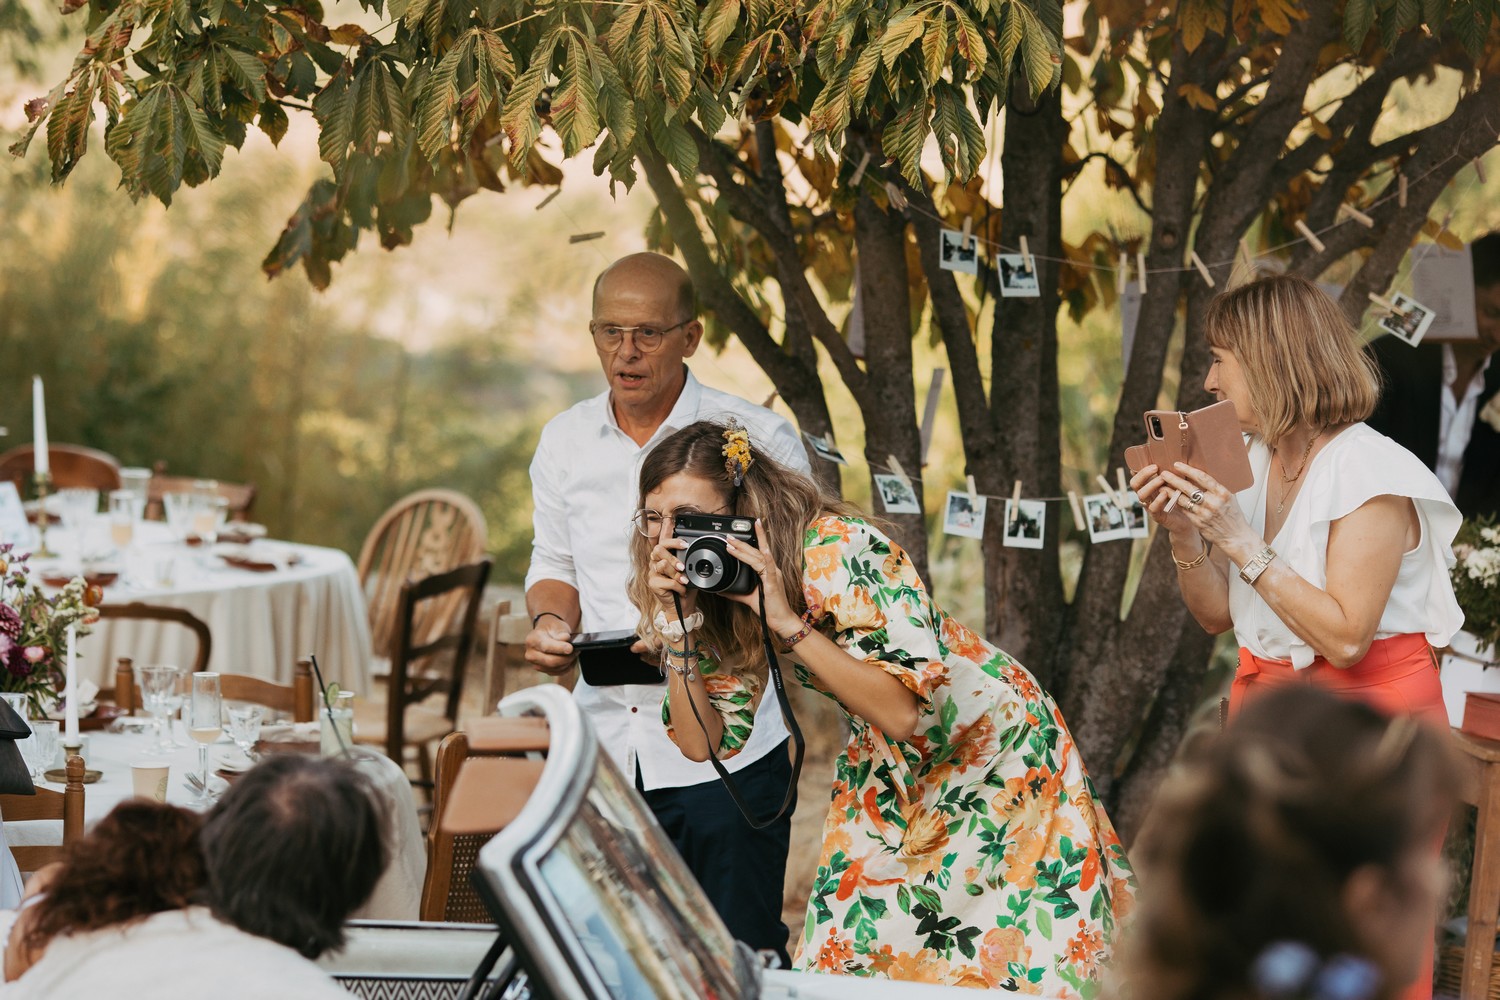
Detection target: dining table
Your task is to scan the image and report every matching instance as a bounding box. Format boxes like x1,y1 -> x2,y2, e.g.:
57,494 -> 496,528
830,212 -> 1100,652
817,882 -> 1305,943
1,721 -> 425,921
34,518 -> 373,695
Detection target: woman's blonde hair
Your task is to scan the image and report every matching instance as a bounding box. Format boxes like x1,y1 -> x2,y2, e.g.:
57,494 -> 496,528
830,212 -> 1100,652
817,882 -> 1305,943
1204,274 -> 1379,447
626,421 -> 865,677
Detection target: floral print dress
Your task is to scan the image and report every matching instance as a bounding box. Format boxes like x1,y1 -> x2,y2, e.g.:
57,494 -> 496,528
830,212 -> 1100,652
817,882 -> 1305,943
663,516 -> 1135,996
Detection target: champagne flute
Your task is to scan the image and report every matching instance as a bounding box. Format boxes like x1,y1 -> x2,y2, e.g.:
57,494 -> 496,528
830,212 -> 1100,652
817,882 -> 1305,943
189,672 -> 222,802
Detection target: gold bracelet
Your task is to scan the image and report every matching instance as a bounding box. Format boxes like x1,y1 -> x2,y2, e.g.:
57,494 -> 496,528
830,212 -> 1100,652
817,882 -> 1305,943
1172,541 -> 1211,571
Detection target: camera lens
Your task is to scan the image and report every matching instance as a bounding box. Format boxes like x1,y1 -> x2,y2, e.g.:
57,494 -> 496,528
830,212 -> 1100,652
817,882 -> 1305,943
1149,415 -> 1163,438
681,537 -> 756,595
692,558 -> 715,577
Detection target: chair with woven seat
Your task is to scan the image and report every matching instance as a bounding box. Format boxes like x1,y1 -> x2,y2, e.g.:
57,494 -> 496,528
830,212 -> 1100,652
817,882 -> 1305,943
0,444 -> 122,494
143,474 -> 258,523
0,755 -> 86,873
357,490 -> 487,670
353,560 -> 492,784
421,720 -> 548,922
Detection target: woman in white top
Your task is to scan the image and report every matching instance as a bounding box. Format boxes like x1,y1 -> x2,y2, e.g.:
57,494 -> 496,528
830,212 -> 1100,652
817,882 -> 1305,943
1130,273 -> 1462,1000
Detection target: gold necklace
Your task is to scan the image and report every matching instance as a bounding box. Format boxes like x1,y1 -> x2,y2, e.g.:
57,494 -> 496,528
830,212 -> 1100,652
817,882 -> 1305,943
1274,431 -> 1319,514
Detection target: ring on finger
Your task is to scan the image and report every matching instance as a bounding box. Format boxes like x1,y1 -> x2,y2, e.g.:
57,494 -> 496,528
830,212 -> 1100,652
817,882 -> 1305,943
1189,490 -> 1205,505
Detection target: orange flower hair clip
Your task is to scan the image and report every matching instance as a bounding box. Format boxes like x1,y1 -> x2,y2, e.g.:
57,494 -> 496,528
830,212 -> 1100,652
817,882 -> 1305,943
721,421 -> 754,487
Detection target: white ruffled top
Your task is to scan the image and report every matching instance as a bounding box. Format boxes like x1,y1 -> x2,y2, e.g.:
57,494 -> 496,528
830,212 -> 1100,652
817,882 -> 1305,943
1229,423 -> 1465,669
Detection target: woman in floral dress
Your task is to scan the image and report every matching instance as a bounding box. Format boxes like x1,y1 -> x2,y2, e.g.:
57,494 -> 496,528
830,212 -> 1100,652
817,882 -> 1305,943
628,421 -> 1135,995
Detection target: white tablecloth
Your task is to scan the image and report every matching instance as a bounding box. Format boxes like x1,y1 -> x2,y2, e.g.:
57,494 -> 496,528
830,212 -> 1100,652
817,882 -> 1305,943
42,520 -> 372,694
0,725 -> 424,920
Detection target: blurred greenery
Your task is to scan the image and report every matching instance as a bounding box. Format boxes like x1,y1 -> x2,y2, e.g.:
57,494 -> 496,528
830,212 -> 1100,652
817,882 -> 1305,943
0,128 -> 613,580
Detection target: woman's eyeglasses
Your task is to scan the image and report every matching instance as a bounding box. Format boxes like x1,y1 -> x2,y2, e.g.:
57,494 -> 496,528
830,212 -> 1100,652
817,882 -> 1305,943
590,320 -> 691,355
631,507 -> 728,536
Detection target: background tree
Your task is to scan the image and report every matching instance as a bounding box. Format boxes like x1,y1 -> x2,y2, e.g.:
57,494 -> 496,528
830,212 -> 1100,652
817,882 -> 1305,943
16,0 -> 1500,834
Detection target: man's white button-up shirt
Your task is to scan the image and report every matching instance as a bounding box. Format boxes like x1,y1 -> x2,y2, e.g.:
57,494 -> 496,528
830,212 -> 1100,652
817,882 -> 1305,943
525,370 -> 810,789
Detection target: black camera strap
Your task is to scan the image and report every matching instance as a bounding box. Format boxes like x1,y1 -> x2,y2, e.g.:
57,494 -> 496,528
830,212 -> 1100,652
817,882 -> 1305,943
671,590 -> 804,831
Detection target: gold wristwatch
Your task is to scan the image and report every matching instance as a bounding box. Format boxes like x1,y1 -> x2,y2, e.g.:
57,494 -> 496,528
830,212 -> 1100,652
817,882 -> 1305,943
1238,546 -> 1276,585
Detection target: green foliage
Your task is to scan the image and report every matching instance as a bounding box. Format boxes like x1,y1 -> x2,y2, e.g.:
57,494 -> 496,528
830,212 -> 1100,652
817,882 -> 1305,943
18,0 -> 1076,279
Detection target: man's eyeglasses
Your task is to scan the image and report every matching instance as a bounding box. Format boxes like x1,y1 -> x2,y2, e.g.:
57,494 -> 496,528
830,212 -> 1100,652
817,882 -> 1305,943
631,506 -> 728,536
591,320 -> 692,355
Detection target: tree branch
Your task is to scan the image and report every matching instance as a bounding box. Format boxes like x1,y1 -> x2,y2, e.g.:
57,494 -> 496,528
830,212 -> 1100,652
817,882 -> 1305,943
1063,151 -> 1152,215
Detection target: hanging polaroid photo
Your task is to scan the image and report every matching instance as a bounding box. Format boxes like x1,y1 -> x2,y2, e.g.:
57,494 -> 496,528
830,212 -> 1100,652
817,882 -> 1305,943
997,255 -> 1041,298
1123,491 -> 1149,539
1084,492 -> 1131,543
1002,499 -> 1046,550
943,490 -> 987,539
803,432 -> 848,466
939,229 -> 980,275
874,474 -> 921,515
1379,292 -> 1437,347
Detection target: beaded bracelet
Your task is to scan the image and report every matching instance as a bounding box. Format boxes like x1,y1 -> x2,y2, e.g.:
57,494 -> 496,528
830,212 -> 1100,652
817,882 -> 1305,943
662,646 -> 700,681
778,620 -> 815,652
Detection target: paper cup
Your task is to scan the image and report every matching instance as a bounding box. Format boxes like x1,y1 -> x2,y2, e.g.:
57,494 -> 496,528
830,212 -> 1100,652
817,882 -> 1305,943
131,762 -> 169,802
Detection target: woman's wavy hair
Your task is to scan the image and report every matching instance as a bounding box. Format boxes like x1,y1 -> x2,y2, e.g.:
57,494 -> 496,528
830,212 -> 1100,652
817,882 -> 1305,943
1121,687 -> 1456,1000
627,420 -> 867,679
1204,273 -> 1380,448
23,800 -> 205,952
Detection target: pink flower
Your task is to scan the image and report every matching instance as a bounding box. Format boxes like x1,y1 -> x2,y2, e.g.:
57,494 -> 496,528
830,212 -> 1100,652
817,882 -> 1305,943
22,647 -> 45,664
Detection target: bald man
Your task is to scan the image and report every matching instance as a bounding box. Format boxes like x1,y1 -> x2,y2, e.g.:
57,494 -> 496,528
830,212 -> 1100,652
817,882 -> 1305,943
523,252 -> 809,964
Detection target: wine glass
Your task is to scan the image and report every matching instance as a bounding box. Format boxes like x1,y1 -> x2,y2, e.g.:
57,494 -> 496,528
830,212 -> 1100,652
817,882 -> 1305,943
27,720 -> 59,780
162,492 -> 195,543
189,672 -> 222,802
225,703 -> 262,763
139,665 -> 182,755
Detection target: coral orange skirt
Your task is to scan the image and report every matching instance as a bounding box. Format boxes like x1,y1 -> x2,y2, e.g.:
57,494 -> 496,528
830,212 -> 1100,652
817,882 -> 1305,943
1230,632 -> 1446,727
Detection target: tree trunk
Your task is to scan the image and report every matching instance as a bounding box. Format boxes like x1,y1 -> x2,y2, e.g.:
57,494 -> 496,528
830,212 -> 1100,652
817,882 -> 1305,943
852,195 -> 928,575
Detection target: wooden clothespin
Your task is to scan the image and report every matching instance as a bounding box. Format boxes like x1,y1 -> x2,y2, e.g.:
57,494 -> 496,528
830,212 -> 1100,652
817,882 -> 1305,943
1136,250 -> 1148,294
885,182 -> 907,210
1293,219 -> 1325,253
1367,292 -> 1407,316
888,455 -> 913,490
850,150 -> 871,187
1338,203 -> 1374,228
1398,172 -> 1408,208
1116,251 -> 1128,295
960,216 -> 974,251
569,231 -> 606,244
1095,473 -> 1121,508
1476,158 -> 1488,185
1067,491 -> 1086,532
1116,467 -> 1130,504
966,475 -> 980,508
535,188 -> 561,211
761,390 -> 778,409
1009,481 -> 1023,525
1019,235 -> 1034,273
1190,250 -> 1215,288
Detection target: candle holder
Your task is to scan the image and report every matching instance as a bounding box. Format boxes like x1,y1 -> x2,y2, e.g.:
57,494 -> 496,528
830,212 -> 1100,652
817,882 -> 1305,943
31,471 -> 56,558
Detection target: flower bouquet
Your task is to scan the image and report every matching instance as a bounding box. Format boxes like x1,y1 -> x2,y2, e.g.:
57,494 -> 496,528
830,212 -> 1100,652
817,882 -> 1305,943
0,543 -> 99,719
1452,516 -> 1500,657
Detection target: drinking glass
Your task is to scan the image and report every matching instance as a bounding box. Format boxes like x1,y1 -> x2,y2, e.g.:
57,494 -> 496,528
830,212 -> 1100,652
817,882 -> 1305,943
226,703 -> 262,761
162,493 -> 195,542
57,488 -> 100,560
319,691 -> 355,757
108,489 -> 136,551
28,721 -> 59,780
189,672 -> 222,802
139,665 -> 182,755
119,467 -> 152,512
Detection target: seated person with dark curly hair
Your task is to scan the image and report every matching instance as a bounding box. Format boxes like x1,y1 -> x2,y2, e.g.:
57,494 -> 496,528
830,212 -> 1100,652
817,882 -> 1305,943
0,755 -> 388,999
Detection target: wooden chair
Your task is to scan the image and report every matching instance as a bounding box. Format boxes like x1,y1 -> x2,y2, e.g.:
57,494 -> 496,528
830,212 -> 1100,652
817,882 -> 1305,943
357,490 -> 487,666
144,472 -> 258,522
96,603 -> 212,673
421,721 -> 548,922
0,444 -> 122,494
1453,729 -> 1500,999
105,657 -> 313,723
0,756 -> 86,873
353,560 -> 492,783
